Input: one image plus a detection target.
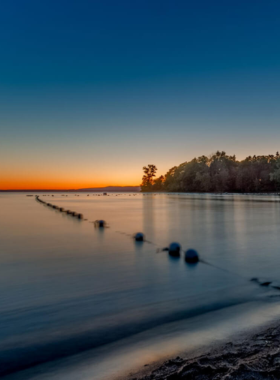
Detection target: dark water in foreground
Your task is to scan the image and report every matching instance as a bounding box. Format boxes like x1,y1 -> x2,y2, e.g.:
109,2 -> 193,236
1,193 -> 280,379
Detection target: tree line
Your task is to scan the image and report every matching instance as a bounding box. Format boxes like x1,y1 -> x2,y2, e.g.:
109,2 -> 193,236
141,151 -> 280,193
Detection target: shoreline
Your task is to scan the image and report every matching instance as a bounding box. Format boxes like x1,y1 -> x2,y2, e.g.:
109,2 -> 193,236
3,300 -> 280,380
127,320 -> 280,380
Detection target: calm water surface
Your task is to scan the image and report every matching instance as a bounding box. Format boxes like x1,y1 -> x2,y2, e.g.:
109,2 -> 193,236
1,193 -> 280,379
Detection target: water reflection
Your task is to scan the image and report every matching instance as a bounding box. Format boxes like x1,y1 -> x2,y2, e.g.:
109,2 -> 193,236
142,195 -> 155,239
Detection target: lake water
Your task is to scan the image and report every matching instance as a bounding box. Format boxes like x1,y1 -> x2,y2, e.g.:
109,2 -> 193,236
1,192 -> 280,379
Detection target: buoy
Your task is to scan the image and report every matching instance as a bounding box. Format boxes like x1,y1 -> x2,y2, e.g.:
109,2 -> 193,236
168,242 -> 181,257
77,213 -> 83,219
185,249 -> 199,264
94,220 -> 105,227
59,207 -> 64,212
97,220 -> 105,227
134,232 -> 144,242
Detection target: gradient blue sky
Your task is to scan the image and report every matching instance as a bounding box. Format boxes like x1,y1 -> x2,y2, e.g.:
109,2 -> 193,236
1,0 -> 280,188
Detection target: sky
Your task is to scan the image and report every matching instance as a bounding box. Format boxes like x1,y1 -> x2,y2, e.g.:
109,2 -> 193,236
1,0 -> 280,189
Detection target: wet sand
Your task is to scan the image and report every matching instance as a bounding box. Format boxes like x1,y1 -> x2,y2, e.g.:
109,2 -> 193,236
128,322 -> 280,380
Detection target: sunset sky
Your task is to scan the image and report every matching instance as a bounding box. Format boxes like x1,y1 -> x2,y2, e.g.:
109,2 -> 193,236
1,0 -> 280,189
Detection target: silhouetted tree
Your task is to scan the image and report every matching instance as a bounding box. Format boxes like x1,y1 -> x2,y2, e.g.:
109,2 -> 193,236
270,157 -> 280,190
141,165 -> 157,191
153,175 -> 164,191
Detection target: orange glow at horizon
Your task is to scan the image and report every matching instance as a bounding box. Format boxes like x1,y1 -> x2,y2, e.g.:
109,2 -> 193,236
0,160 -> 143,190
0,178 -> 141,190
0,173 -> 141,190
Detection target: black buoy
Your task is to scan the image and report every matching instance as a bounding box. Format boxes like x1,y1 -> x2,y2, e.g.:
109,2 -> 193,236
134,232 -> 144,242
97,220 -> 105,227
77,213 -> 83,219
59,207 -> 64,212
168,242 -> 181,257
185,249 -> 199,264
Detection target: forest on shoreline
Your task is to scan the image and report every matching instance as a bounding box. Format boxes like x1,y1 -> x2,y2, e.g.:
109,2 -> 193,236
141,151 -> 280,193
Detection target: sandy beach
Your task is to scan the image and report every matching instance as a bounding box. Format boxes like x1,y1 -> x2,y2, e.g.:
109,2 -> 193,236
128,321 -> 280,380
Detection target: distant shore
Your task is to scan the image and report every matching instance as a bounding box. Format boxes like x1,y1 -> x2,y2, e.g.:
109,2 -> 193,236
141,152 -> 280,193
128,321 -> 280,380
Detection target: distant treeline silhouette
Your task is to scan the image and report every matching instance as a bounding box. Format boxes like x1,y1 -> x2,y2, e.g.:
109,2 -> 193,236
141,151 -> 280,193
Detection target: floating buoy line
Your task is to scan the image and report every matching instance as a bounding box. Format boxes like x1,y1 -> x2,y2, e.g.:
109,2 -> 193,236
34,195 -> 280,294
35,196 -> 84,220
